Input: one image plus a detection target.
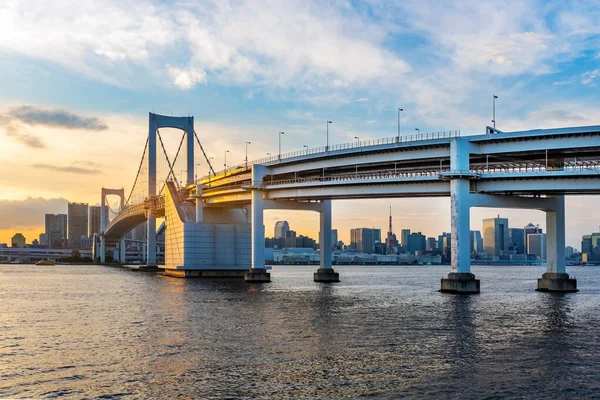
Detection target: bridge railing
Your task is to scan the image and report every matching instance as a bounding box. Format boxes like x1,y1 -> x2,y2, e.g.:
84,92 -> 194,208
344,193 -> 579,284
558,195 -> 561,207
202,130 -> 460,181
472,162 -> 600,175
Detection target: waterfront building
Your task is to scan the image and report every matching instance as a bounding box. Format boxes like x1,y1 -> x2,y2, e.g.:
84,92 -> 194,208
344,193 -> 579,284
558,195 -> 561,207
350,228 -> 379,254
68,202 -> 89,249
565,246 -> 575,258
426,237 -> 437,251
401,229 -> 411,247
470,230 -> 483,254
89,206 -> 103,237
274,221 -> 290,239
524,223 -> 542,256
407,232 -> 426,254
581,235 -> 592,260
483,216 -> 510,257
509,228 -> 526,254
528,233 -> 547,260
45,213 -> 67,249
11,233 -> 26,248
39,233 -> 47,246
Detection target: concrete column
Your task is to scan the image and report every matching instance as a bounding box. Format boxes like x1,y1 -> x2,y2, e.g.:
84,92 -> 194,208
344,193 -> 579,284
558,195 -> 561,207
245,165 -> 270,282
546,196 -> 565,274
119,237 -> 126,264
450,179 -> 471,273
319,200 -> 333,269
441,138 -> 479,293
195,185 -> 204,223
99,236 -> 106,263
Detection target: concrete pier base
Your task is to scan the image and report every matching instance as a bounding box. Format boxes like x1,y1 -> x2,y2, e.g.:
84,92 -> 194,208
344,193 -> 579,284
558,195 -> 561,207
536,272 -> 578,292
440,272 -> 480,294
314,268 -> 340,283
244,268 -> 271,283
132,265 -> 164,272
165,269 -> 248,278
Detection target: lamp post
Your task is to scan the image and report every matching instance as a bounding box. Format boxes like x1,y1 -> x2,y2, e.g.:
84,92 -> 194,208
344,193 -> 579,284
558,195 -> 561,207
278,132 -> 284,160
224,150 -> 229,176
397,108 -> 403,142
354,136 -> 360,145
415,128 -> 420,138
492,95 -> 498,132
245,141 -> 251,170
326,121 -> 332,151
303,145 -> 308,154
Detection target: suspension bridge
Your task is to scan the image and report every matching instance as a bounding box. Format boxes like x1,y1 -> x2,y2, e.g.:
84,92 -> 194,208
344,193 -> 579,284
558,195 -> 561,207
94,112 -> 600,293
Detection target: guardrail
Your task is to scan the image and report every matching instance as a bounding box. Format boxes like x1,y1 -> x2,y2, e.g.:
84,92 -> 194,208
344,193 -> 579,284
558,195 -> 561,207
200,130 -> 460,181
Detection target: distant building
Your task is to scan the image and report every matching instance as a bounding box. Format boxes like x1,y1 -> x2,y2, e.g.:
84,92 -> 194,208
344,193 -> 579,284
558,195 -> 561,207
528,233 -> 546,260
11,233 -> 26,248
565,246 -> 575,258
274,221 -> 290,239
426,237 -> 437,251
509,228 -> 525,254
39,233 -> 47,247
483,216 -> 509,257
68,202 -> 89,249
401,229 -> 411,247
350,228 -> 379,254
89,206 -> 103,237
32,239 -> 40,247
318,229 -> 338,250
470,230 -> 483,254
407,232 -> 426,254
439,233 -> 451,263
581,235 -> 592,260
524,223 -> 542,256
45,213 -> 67,249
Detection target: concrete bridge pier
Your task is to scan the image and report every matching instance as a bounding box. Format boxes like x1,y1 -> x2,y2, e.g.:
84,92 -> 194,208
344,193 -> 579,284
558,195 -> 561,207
118,237 -> 126,264
314,199 -> 339,282
99,235 -> 106,263
441,139 -> 480,294
537,196 -> 577,292
245,165 -> 271,283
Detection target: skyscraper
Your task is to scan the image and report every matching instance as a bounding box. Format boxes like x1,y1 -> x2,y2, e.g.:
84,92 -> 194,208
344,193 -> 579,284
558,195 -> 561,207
470,230 -> 483,254
528,233 -> 546,260
89,205 -> 103,238
407,232 -> 426,254
350,228 -> 378,254
483,216 -> 509,257
11,233 -> 26,248
274,221 -> 290,239
509,228 -> 525,254
401,229 -> 411,247
68,202 -> 89,249
524,223 -> 542,255
45,213 -> 67,249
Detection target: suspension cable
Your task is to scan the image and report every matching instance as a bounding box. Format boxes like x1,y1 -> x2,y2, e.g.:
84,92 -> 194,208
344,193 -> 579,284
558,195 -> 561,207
125,136 -> 149,206
194,129 -> 216,176
156,128 -> 180,193
159,129 -> 186,195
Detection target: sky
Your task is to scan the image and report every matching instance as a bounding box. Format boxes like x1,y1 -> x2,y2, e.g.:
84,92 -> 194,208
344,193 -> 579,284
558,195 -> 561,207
0,0 -> 599,248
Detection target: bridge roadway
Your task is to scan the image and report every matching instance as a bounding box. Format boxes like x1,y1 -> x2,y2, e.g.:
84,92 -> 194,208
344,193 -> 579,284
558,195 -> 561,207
100,115 -> 600,293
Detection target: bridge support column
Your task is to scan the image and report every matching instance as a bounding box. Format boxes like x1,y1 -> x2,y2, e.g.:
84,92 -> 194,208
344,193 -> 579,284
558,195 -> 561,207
119,237 -> 126,264
537,196 -> 577,292
99,236 -> 106,263
245,165 -> 270,283
315,200 -> 339,282
441,139 -> 479,294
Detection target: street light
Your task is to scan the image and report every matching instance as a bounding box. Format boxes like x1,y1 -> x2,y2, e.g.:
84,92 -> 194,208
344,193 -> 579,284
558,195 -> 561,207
354,136 -> 360,145
303,145 -> 308,154
245,141 -> 251,170
492,95 -> 498,132
415,128 -> 420,137
397,108 -> 403,142
278,132 -> 284,160
326,121 -> 332,151
224,150 -> 229,176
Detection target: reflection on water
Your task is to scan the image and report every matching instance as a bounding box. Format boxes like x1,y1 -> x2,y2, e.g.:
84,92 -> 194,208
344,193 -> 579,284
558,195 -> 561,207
1,264 -> 600,399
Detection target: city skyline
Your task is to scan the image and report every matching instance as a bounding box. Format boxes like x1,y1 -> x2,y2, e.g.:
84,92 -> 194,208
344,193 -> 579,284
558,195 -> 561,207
1,1 -> 600,249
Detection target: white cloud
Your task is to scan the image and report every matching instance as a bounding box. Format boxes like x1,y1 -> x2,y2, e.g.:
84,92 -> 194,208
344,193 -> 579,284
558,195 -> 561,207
167,65 -> 207,89
581,69 -> 600,85
356,98 -> 369,102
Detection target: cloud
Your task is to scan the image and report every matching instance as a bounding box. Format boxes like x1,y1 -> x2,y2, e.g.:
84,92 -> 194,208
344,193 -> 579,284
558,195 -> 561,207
167,65 -> 207,89
8,106 -> 108,130
527,109 -> 588,123
581,69 -> 600,85
32,163 -> 102,175
0,197 -> 68,230
356,98 -> 369,102
5,123 -> 46,149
